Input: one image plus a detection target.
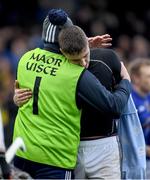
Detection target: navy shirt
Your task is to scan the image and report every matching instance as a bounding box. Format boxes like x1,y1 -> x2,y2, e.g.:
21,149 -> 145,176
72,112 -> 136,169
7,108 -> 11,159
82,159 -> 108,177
132,88 -> 150,146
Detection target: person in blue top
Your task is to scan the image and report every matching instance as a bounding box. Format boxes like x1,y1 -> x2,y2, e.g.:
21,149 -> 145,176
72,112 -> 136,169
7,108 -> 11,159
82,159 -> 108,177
129,59 -> 150,179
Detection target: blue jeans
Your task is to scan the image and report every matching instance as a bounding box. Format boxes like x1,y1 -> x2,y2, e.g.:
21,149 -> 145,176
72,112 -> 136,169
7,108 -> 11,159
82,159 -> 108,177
14,156 -> 74,179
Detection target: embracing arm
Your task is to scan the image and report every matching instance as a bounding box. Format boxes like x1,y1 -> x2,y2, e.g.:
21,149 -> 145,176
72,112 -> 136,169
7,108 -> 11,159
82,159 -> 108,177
88,34 -> 112,49
13,80 -> 32,107
77,62 -> 131,115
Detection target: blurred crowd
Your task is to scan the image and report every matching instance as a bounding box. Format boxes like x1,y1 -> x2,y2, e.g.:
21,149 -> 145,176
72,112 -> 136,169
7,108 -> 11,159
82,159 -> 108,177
0,0 -> 150,149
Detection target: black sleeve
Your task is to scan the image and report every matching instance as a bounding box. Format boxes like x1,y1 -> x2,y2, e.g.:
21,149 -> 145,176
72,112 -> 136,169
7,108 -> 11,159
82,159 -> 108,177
77,70 -> 131,116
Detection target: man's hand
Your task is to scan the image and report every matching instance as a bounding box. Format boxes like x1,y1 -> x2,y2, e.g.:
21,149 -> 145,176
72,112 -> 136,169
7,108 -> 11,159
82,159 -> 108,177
13,80 -> 32,107
88,34 -> 112,49
120,62 -> 131,82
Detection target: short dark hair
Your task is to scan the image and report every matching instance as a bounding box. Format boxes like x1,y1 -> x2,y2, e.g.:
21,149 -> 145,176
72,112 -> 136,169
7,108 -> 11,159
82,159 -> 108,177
58,25 -> 88,55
